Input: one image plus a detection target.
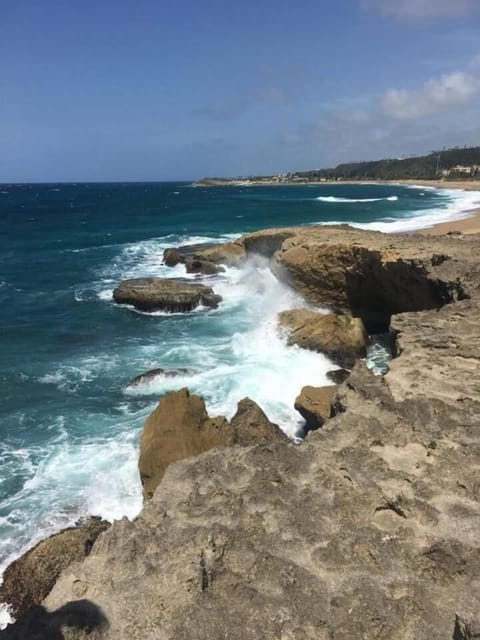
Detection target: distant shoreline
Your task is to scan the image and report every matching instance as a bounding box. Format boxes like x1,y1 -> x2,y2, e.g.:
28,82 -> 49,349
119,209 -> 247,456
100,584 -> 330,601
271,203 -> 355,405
193,178 -> 480,190
193,177 -> 480,236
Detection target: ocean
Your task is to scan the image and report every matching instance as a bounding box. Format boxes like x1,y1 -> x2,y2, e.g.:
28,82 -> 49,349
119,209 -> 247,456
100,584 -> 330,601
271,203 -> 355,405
0,180 -> 479,612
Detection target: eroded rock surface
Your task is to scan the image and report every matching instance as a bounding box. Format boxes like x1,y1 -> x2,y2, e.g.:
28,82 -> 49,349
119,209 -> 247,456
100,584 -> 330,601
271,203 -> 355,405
113,278 -> 222,313
138,390 -> 285,499
138,388 -> 232,499
270,225 -> 476,331
278,309 -> 368,368
0,517 -> 109,618
45,270 -> 480,639
294,385 -> 336,430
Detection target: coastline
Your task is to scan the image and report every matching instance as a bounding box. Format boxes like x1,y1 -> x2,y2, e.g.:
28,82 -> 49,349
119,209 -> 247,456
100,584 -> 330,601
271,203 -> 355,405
417,208 -> 480,235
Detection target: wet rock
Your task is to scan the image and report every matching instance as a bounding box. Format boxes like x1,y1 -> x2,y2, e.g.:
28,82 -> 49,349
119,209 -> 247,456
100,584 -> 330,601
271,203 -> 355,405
128,368 -> 190,387
237,228 -> 297,258
327,368 -> 350,384
113,278 -> 222,313
163,248 -> 184,267
294,385 -> 336,430
193,242 -> 247,266
0,517 -> 110,618
185,257 -> 225,275
278,309 -> 368,368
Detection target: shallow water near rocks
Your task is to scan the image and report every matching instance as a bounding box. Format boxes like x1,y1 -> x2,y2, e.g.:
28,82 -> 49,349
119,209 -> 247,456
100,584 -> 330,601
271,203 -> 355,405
0,180 -> 477,593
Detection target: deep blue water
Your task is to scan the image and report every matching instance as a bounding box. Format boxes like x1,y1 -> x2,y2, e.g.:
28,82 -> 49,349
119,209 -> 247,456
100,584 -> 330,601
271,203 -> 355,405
0,180 -> 478,588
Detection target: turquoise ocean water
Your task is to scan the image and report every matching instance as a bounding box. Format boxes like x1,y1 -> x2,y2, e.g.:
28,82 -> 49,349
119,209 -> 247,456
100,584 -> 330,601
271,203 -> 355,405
1,181 -> 479,615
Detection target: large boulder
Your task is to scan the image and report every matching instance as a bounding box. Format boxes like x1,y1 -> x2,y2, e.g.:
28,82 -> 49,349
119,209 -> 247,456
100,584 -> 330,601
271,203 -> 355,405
113,278 -> 222,313
193,242 -> 247,266
138,391 -> 289,499
138,388 -> 232,499
0,517 -> 109,618
230,398 -> 289,446
269,225 -> 471,332
278,309 -> 369,368
294,385 -> 336,430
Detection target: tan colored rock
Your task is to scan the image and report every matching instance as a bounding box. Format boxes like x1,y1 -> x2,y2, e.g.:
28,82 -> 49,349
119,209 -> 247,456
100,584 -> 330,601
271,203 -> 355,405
230,398 -> 289,445
294,385 -> 336,430
278,309 -> 368,368
138,388 -> 232,499
237,228 -> 297,257
139,391 -> 289,499
185,257 -> 225,275
268,224 -> 472,332
194,242 -> 247,266
113,278 -> 222,313
0,517 -> 109,617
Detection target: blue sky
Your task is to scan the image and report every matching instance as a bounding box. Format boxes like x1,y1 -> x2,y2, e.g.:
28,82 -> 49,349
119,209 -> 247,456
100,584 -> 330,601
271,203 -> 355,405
1,0 -> 480,181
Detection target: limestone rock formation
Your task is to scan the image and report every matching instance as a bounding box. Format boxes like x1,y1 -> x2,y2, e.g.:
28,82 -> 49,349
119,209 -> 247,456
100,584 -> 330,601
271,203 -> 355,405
9,226 -> 480,639
185,257 -> 225,275
138,391 -> 285,499
270,225 -> 473,331
0,517 -> 109,618
45,290 -> 480,639
278,309 -> 368,368
229,397 -> 289,445
112,278 -> 222,313
167,241 -> 246,265
294,385 -> 336,430
193,242 -> 247,266
237,228 -> 297,257
138,388 -> 232,499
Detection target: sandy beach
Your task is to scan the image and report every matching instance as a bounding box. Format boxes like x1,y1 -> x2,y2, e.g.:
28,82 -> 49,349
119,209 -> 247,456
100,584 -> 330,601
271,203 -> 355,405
395,180 -> 480,235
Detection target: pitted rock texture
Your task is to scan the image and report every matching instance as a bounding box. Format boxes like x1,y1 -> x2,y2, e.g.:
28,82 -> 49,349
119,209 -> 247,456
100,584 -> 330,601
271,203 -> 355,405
138,388 -> 232,499
113,278 -> 222,313
294,385 -> 336,430
138,390 -> 285,499
269,225 -> 478,331
278,309 -> 369,368
0,517 -> 110,618
46,285 -> 480,639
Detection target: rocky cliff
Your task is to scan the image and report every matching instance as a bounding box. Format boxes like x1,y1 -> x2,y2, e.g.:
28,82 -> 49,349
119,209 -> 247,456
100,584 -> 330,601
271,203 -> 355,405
4,225 -> 480,639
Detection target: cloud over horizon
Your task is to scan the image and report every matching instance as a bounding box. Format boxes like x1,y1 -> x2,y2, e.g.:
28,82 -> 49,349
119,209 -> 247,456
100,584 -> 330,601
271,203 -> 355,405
381,71 -> 478,119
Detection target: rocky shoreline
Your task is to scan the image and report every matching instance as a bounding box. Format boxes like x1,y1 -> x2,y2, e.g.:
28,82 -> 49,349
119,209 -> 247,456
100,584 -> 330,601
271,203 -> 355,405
2,224 -> 480,639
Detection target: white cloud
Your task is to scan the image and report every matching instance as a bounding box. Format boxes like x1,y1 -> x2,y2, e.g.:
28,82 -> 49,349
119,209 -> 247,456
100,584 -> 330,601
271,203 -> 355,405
381,71 -> 477,119
363,0 -> 473,18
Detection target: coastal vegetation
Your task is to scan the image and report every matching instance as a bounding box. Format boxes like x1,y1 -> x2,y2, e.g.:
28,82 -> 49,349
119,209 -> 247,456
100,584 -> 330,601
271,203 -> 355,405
195,145 -> 480,185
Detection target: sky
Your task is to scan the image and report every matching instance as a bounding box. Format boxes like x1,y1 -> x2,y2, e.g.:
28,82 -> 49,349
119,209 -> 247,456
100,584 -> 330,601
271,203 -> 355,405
1,0 -> 480,182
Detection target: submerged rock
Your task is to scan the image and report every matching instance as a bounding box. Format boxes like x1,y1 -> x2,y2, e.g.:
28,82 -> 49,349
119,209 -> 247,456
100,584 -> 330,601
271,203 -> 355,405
278,309 -> 368,368
0,517 -> 109,618
294,385 -> 336,430
127,368 -> 190,387
113,278 -> 222,313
